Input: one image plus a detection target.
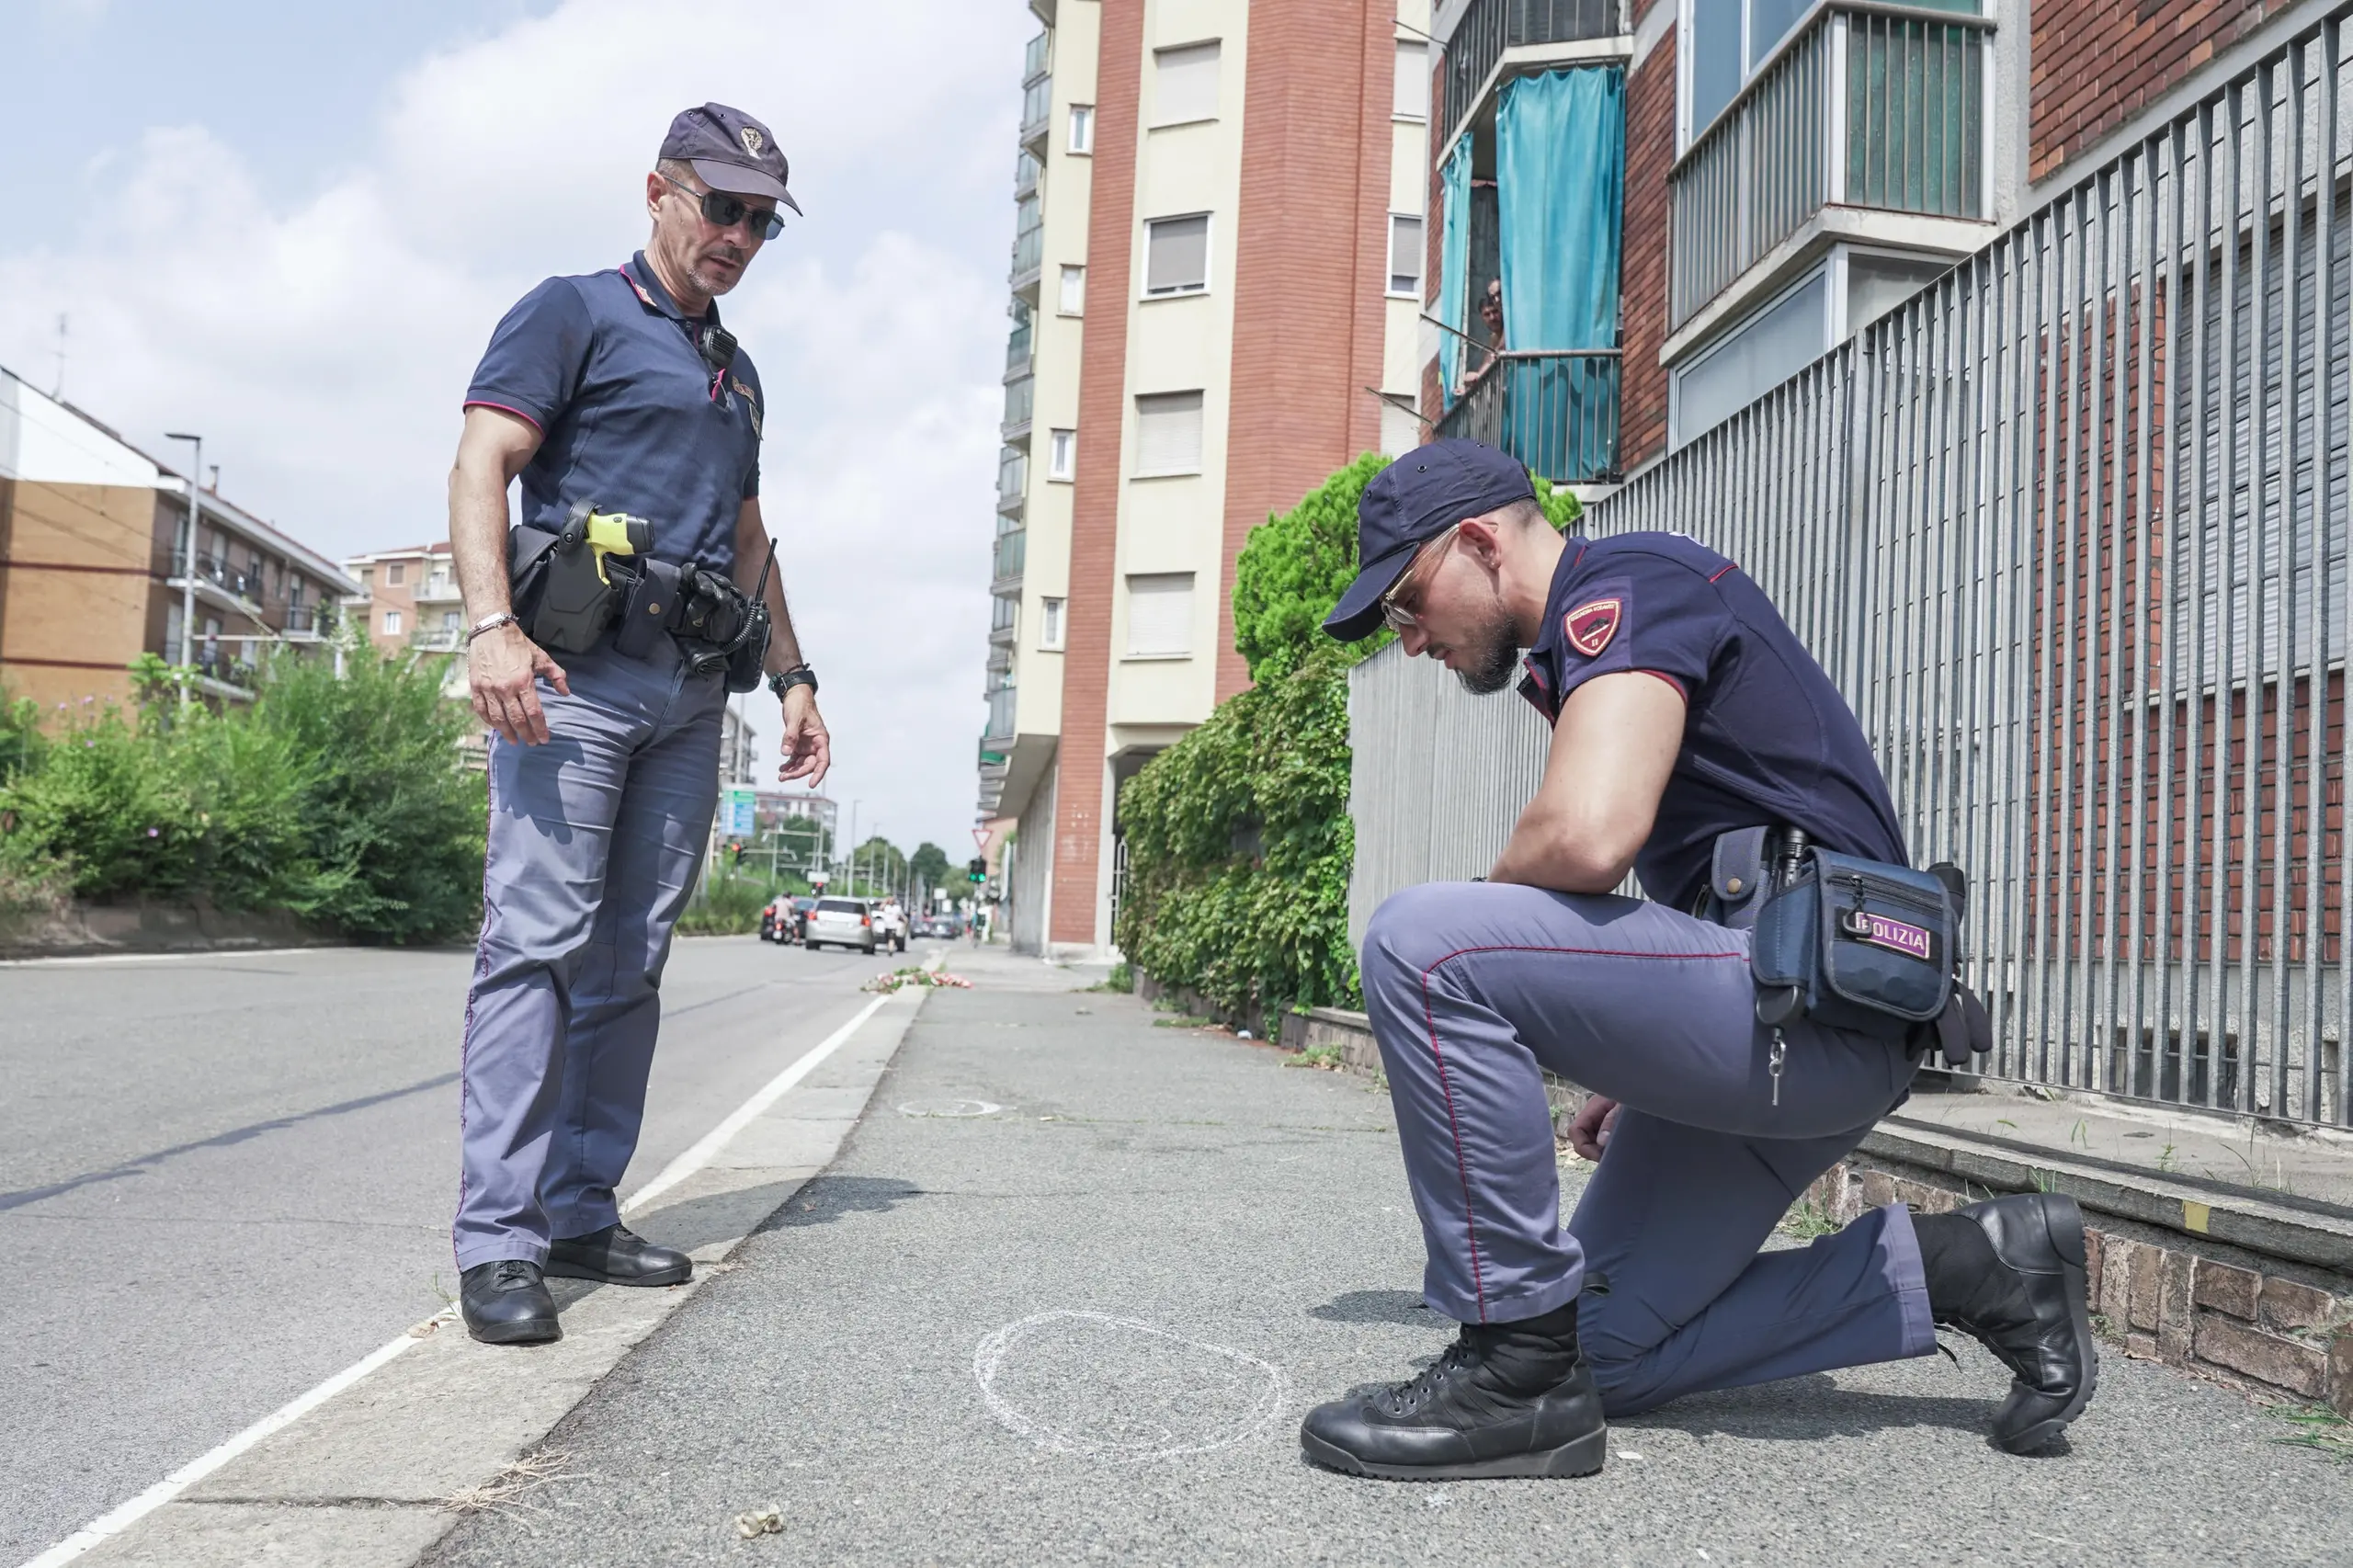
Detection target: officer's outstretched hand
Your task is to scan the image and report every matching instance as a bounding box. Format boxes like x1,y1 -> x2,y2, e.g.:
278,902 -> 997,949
471,623 -> 570,746
778,686 -> 831,788
1566,1094 -> 1620,1164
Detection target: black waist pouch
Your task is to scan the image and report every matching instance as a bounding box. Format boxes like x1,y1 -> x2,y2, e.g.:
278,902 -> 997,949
1752,848 -> 1977,1058
508,521 -> 622,655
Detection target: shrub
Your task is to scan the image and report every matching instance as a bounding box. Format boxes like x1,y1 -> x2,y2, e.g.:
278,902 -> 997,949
0,640 -> 486,941
1115,452 -> 1582,1018
246,642 -> 486,942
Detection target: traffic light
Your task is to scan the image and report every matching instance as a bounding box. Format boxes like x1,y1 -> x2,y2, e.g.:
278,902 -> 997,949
729,841 -> 748,865
967,857 -> 987,883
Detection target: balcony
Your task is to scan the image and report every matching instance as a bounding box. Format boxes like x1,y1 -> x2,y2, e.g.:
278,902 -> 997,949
989,590 -> 1018,648
283,604 -> 326,638
1002,373 -> 1035,442
1015,148 -> 1040,200
1670,3 -> 1991,326
1023,29 -> 1050,84
173,551 -> 267,613
410,627 -> 464,653
997,446 -> 1029,518
1436,350 -> 1621,484
189,648 -> 258,696
984,685 -> 1018,745
1440,0 -> 1622,148
1010,220 -> 1044,293
1020,74 -> 1051,151
1006,318 -> 1033,379
993,528 -> 1027,592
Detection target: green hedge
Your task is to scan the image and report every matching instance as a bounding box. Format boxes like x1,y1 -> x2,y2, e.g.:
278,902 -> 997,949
0,642 -> 487,942
1113,454 -> 1579,1019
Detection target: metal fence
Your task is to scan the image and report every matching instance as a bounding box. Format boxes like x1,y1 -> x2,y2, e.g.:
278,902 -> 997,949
1358,3 -> 2353,1128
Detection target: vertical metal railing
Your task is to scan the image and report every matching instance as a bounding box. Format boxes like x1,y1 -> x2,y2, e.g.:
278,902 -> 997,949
1439,0 -> 1623,151
1671,4 -> 1993,326
1357,3 -> 2353,1127
1435,349 -> 1623,483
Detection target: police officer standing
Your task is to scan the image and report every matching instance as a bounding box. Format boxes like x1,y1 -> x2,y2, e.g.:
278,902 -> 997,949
445,104 -> 829,1345
1299,440 -> 2097,1477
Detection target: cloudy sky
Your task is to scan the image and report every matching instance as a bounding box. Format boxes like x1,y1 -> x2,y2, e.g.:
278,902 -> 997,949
0,0 -> 1032,860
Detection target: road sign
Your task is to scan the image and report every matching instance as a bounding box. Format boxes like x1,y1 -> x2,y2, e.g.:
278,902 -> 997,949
722,786 -> 756,839
972,827 -> 991,848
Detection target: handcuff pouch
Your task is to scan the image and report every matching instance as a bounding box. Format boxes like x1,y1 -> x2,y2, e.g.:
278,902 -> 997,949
1750,845 -> 1967,1054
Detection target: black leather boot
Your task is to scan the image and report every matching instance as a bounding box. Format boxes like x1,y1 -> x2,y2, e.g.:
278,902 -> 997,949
1300,1298 -> 1607,1481
1916,1193 -> 2099,1453
460,1259 -> 561,1345
545,1221 -> 692,1287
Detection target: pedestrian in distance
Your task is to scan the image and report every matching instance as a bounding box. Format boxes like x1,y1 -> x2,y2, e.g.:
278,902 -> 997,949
445,103 -> 832,1346
1299,439 -> 2096,1479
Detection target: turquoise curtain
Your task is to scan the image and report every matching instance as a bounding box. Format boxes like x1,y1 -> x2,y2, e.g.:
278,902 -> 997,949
1495,66 -> 1624,479
1438,134 -> 1473,413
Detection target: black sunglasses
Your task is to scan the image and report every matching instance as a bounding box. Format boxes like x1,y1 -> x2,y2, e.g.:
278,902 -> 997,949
661,174 -> 785,242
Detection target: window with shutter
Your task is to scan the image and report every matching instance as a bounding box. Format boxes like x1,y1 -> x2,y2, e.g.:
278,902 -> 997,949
1041,597 -> 1066,651
1058,264 -> 1086,315
1144,214 -> 1210,296
1125,574 -> 1194,657
1133,392 -> 1204,476
1049,428 -> 1077,481
1394,41 -> 1427,119
1389,215 -> 1423,295
1154,41 -> 1220,125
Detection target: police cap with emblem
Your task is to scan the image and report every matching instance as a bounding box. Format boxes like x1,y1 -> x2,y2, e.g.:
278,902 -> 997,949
661,102 -> 801,215
1322,438 -> 1536,642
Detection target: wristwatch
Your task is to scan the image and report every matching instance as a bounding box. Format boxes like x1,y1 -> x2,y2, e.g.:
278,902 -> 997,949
768,665 -> 818,699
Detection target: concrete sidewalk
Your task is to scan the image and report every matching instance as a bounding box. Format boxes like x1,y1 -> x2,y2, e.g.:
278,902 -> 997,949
426,954 -> 2351,1567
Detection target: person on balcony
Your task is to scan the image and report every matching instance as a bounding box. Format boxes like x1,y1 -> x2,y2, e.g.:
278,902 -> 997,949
1457,278 -> 1506,394
1299,438 -> 2097,1480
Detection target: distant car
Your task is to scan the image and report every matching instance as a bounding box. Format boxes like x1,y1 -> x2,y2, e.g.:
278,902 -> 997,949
915,916 -> 955,939
803,897 -> 878,954
789,896 -> 817,941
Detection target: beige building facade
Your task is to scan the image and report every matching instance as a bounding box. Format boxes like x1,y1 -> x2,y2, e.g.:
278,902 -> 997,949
985,0 -> 1433,959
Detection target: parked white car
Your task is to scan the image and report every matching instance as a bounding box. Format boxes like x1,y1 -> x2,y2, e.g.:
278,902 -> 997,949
803,897 -> 878,954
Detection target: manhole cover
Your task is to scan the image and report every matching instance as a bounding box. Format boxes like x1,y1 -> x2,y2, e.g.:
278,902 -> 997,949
896,1099 -> 1006,1118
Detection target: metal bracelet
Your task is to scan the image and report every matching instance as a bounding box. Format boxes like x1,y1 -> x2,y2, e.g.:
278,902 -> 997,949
464,611 -> 517,645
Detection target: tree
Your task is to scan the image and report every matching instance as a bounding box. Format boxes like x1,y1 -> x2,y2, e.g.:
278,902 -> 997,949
909,842 -> 949,900
849,835 -> 907,897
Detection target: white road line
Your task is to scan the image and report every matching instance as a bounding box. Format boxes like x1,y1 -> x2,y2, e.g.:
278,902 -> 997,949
12,979 -> 910,1568
620,990 -> 892,1215
17,1329 -> 426,1568
0,947 -> 334,968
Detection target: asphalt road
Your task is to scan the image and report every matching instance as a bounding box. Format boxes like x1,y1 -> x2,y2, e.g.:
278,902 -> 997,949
0,932 -> 920,1565
428,950 -> 2352,1568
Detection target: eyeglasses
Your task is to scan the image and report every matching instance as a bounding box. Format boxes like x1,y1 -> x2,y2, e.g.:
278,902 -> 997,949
661,174 -> 785,242
1380,523 -> 1461,632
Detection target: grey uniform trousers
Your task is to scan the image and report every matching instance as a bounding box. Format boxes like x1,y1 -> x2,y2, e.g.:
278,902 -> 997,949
1360,881 -> 1938,1415
452,637 -> 725,1271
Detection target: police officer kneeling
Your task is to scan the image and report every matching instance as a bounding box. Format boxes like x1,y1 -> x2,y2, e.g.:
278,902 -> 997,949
1300,440 -> 2097,1478
444,104 -> 831,1345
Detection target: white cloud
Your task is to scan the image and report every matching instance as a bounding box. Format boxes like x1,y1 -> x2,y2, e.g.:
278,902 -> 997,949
0,0 -> 1032,856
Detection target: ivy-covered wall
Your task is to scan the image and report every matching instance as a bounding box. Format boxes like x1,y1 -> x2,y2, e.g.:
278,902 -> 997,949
1114,453 -> 1578,1022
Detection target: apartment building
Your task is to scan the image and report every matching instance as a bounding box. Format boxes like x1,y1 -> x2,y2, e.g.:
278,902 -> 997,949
983,0 -> 1437,958
1425,0 -> 2299,480
343,542 -> 466,656
0,365 -> 358,711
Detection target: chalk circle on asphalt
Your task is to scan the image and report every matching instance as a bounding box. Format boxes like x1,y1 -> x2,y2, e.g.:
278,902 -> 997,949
973,1311 -> 1290,1461
897,1099 -> 1006,1118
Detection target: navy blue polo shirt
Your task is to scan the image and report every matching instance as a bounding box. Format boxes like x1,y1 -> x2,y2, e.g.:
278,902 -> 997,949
464,251 -> 763,574
1517,531 -> 1906,909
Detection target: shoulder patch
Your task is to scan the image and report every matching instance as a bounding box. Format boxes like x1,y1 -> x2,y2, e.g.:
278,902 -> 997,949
1564,597 -> 1622,657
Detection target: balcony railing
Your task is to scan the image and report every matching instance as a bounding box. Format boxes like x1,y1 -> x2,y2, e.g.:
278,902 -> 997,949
1010,221 -> 1043,287
190,650 -> 257,690
411,627 -> 463,653
1002,374 -> 1035,438
997,447 -> 1028,514
1020,75 -> 1051,147
1436,350 -> 1621,484
1023,30 -> 1050,84
284,605 -> 323,635
1440,0 -> 1622,148
1015,148 -> 1040,199
993,528 -> 1027,585
984,685 -> 1018,744
185,552 -> 267,604
1670,3 -> 1990,324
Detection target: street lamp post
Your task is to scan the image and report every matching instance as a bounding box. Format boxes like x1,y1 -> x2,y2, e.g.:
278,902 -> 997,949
165,432 -> 202,706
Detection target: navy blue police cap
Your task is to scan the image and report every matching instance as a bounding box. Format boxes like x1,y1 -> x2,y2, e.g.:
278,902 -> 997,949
1322,439 -> 1536,642
661,103 -> 801,215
